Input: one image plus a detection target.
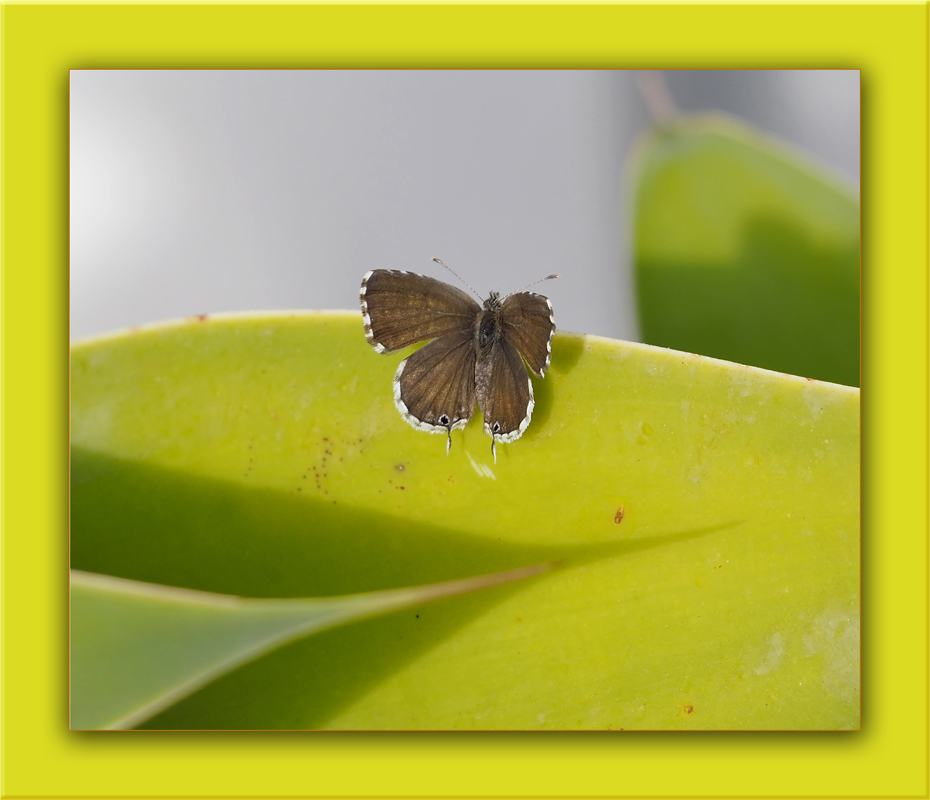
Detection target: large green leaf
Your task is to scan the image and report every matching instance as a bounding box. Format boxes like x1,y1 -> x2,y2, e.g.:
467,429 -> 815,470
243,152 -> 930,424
632,114 -> 860,387
71,313 -> 859,729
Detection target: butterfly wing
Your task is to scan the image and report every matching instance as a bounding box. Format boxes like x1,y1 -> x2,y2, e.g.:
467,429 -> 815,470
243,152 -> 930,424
476,335 -> 534,445
499,292 -> 555,378
394,327 -> 478,435
360,270 -> 481,353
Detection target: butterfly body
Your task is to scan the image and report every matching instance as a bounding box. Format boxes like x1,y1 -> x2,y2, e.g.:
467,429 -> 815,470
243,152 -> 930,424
360,268 -> 556,459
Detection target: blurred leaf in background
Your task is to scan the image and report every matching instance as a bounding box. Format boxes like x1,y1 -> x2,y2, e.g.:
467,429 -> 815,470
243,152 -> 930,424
632,112 -> 860,387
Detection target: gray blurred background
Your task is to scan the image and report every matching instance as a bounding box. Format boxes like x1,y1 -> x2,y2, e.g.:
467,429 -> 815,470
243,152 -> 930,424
70,70 -> 859,342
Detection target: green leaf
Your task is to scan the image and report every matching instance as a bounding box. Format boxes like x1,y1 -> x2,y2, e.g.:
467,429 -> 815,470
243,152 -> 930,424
71,314 -> 859,729
632,114 -> 860,387
70,563 -> 553,730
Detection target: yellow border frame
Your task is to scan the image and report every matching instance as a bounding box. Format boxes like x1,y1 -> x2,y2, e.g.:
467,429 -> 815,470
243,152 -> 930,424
2,2 -> 927,797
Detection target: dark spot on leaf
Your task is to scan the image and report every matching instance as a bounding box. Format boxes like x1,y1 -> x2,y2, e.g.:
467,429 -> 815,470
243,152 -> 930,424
683,704 -> 694,714
614,507 -> 625,524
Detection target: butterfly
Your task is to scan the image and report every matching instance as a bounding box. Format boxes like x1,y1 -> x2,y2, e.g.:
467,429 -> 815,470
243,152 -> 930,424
360,258 -> 558,462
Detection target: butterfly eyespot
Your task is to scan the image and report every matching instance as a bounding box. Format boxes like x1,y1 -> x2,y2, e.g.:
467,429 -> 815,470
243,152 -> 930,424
492,422 -> 502,433
439,414 -> 450,426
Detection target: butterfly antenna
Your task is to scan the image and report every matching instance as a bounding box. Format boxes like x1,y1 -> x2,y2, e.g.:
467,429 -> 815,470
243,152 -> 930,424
431,257 -> 483,301
505,273 -> 561,300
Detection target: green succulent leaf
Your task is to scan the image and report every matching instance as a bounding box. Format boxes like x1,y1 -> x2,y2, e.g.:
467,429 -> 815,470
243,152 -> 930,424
70,563 -> 553,730
632,114 -> 860,387
71,314 -> 859,729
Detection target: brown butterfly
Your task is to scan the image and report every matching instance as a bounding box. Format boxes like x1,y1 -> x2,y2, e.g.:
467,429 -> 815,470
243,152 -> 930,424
360,259 -> 558,461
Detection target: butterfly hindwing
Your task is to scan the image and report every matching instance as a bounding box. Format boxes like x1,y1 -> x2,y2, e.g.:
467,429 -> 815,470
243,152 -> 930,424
394,327 -> 478,435
360,270 -> 480,353
476,334 -> 534,443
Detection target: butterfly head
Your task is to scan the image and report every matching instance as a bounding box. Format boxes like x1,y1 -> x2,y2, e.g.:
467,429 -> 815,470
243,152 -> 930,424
483,291 -> 502,312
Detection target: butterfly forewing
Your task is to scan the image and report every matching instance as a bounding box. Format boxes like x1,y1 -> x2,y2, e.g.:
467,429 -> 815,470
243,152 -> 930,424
360,270 -> 480,353
500,291 -> 556,377
394,328 -> 478,434
476,336 -> 534,442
